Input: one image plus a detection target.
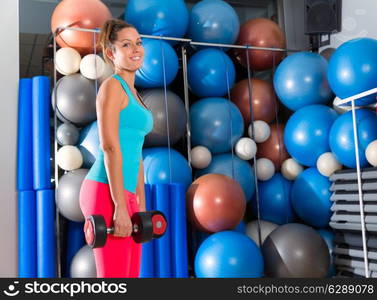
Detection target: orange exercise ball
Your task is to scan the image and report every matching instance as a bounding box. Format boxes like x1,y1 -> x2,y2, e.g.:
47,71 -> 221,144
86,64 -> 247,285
51,0 -> 112,55
187,174 -> 246,233
256,123 -> 289,170
234,18 -> 286,71
230,78 -> 278,125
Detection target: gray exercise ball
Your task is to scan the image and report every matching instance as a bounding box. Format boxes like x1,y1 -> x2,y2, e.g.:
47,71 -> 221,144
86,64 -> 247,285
141,89 -> 187,147
262,223 -> 330,278
53,74 -> 97,126
246,220 -> 279,247
319,47 -> 335,61
56,168 -> 88,222
57,123 -> 79,146
70,245 -> 97,278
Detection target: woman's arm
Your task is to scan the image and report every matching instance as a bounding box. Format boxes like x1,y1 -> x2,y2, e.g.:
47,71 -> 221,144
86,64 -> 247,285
135,159 -> 146,212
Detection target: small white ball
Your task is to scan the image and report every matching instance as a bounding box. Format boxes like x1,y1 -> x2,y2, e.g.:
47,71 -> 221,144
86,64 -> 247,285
316,152 -> 342,177
248,120 -> 271,143
246,220 -> 279,247
281,158 -> 303,180
256,158 -> 275,181
99,62 -> 114,84
235,137 -> 257,160
366,140 -> 377,167
57,145 -> 83,171
55,47 -> 81,75
80,54 -> 105,80
190,146 -> 212,169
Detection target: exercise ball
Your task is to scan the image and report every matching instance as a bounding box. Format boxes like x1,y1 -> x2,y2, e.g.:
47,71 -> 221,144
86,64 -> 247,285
99,62 -> 114,85
281,158 -> 303,181
246,220 -> 279,247
188,49 -> 235,97
317,229 -> 336,277
317,152 -> 342,177
125,0 -> 189,42
55,47 -> 81,75
190,97 -> 244,154
273,52 -> 333,111
249,120 -> 270,143
53,74 -> 96,126
140,89 -> 186,147
320,47 -> 335,61
51,0 -> 112,55
80,54 -> 105,80
284,105 -> 338,166
262,223 -> 330,277
328,38 -> 377,106
188,0 -> 240,46
70,245 -> 96,278
57,168 -> 88,222
256,123 -> 289,170
190,146 -> 212,169
230,78 -> 278,124
251,173 -> 294,225
235,220 -> 246,234
57,145 -> 83,171
291,167 -> 332,228
366,140 -> 377,167
235,137 -> 257,160
187,173 -> 246,233
329,109 -> 377,168
195,231 -> 263,278
234,18 -> 286,71
256,158 -> 275,181
142,147 -> 192,189
78,121 -> 100,168
196,153 -> 255,202
135,38 -> 178,88
57,123 -> 79,146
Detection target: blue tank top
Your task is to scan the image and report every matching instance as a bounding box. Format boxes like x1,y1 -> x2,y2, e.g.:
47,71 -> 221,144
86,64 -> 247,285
86,74 -> 153,193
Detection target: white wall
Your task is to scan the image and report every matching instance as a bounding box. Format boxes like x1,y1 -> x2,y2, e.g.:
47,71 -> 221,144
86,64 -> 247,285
0,0 -> 19,277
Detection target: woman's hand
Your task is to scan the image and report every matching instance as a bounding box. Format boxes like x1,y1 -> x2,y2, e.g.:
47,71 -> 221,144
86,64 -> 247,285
112,205 -> 133,237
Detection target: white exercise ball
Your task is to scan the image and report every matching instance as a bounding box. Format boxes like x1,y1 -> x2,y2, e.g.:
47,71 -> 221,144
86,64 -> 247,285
57,145 -> 83,171
70,245 -> 96,278
99,61 -> 114,84
235,137 -> 257,160
316,152 -> 342,177
246,220 -> 279,247
191,146 -> 212,169
281,158 -> 303,180
55,47 -> 81,75
256,158 -> 275,181
366,140 -> 377,167
80,54 -> 105,80
248,120 -> 271,143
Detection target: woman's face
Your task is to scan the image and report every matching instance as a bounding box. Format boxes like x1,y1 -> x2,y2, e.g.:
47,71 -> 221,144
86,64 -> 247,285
109,27 -> 144,72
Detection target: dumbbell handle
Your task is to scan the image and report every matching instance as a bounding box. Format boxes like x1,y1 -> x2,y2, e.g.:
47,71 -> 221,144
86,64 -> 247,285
106,220 -> 164,234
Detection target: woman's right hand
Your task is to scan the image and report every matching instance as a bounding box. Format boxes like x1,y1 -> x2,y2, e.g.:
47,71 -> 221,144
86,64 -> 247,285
112,205 -> 133,237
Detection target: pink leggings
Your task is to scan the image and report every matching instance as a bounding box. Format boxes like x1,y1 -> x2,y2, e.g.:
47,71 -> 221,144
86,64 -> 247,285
79,179 -> 142,278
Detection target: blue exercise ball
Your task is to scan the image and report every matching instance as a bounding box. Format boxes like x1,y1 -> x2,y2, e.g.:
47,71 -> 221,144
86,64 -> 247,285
328,38 -> 377,106
317,229 -> 336,277
273,52 -> 333,111
190,97 -> 244,154
135,38 -> 179,88
329,109 -> 377,168
196,153 -> 255,202
195,231 -> 264,278
251,173 -> 295,225
78,121 -> 100,168
291,168 -> 332,228
188,49 -> 236,97
125,0 -> 189,42
188,0 -> 240,46
142,147 -> 192,190
284,105 -> 338,166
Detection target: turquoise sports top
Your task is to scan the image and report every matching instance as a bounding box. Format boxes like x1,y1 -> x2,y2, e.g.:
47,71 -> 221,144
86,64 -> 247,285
86,74 -> 153,193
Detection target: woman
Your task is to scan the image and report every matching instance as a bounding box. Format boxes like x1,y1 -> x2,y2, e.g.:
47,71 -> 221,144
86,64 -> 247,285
79,19 -> 153,278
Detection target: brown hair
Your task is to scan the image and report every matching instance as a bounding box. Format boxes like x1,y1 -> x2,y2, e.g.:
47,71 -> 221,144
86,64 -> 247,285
98,18 -> 136,67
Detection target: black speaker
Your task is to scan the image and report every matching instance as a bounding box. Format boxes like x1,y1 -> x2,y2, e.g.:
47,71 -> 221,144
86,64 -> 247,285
305,0 -> 342,34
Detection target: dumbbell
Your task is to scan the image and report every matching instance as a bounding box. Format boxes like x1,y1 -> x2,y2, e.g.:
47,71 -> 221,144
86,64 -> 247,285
84,210 -> 167,248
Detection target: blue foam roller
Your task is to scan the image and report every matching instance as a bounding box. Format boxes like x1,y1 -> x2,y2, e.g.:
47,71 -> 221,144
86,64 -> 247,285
17,79 -> 33,191
36,189 -> 56,277
140,184 -> 155,278
32,76 -> 52,190
65,221 -> 85,277
169,183 -> 188,278
153,183 -> 172,278
18,190 -> 37,277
